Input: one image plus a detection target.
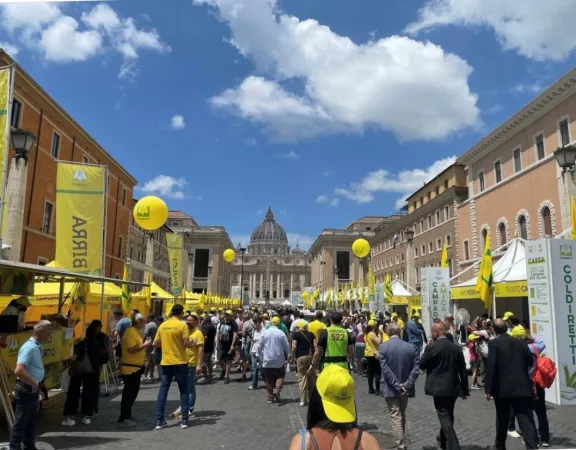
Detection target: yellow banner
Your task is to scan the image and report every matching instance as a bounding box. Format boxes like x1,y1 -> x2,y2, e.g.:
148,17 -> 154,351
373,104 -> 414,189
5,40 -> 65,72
0,68 -> 11,238
389,295 -> 409,305
451,280 -> 527,300
167,233 -> 183,296
55,163 -> 105,275
450,285 -> 478,300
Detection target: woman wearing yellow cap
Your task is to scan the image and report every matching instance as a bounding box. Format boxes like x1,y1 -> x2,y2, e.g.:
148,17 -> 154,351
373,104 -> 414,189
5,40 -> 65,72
364,320 -> 382,395
288,365 -> 381,449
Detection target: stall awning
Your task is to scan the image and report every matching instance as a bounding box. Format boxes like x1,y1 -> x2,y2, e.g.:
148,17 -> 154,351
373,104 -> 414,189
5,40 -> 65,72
386,279 -> 420,305
136,282 -> 173,300
451,238 -> 527,300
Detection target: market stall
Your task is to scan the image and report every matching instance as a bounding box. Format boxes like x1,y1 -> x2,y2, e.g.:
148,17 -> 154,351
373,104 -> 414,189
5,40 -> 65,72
451,238 -> 528,320
385,279 -> 421,317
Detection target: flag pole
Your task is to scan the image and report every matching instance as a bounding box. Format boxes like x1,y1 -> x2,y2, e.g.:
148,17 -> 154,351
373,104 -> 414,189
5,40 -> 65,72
492,287 -> 496,319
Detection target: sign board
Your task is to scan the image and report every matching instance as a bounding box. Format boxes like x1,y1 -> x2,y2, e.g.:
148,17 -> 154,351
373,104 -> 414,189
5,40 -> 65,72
231,285 -> 241,300
527,238 -> 576,405
374,283 -> 384,312
291,291 -> 301,305
421,267 -> 450,335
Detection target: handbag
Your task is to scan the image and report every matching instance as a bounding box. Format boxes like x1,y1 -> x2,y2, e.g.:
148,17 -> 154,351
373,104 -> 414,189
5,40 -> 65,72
69,344 -> 95,377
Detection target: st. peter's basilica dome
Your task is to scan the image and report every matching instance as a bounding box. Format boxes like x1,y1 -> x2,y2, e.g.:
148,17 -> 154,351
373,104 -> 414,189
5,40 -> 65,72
248,207 -> 289,255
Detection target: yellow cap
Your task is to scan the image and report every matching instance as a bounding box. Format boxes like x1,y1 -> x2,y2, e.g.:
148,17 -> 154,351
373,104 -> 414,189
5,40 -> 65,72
468,334 -> 478,341
210,307 -> 217,313
369,314 -> 376,320
511,325 -> 526,339
271,316 -> 281,325
225,310 -> 233,315
190,312 -> 200,319
412,312 -> 420,318
297,320 -> 307,328
262,313 -> 269,319
316,365 -> 356,424
502,311 -> 514,321
391,313 -> 398,318
368,320 -> 377,327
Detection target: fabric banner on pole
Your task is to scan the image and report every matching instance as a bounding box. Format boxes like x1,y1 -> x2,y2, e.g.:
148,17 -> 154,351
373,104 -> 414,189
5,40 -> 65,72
0,68 -> 11,238
420,267 -> 450,333
166,233 -> 183,296
55,162 -> 105,275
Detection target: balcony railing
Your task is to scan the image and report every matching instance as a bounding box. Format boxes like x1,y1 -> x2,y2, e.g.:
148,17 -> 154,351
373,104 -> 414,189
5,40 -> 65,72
192,277 -> 208,284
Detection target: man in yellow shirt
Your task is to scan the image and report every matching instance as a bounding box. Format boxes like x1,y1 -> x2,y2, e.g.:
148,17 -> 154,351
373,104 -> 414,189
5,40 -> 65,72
308,311 -> 327,341
154,304 -> 192,430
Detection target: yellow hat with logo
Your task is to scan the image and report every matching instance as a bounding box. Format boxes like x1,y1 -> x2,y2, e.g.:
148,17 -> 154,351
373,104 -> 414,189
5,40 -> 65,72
368,320 -> 377,327
468,334 -> 478,341
225,310 -> 233,315
297,320 -> 307,328
316,365 -> 356,423
511,325 -> 526,339
502,311 -> 514,321
391,312 -> 398,318
271,316 -> 281,325
210,307 -> 217,313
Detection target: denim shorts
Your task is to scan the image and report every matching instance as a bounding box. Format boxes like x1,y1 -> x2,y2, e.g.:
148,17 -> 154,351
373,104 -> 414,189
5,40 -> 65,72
241,345 -> 251,362
354,342 -> 365,361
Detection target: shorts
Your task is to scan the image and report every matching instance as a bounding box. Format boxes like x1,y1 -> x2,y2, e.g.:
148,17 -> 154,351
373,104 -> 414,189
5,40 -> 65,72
241,345 -> 251,362
218,345 -> 234,362
470,360 -> 480,370
203,352 -> 213,366
145,346 -> 154,362
354,342 -> 365,361
263,366 -> 286,385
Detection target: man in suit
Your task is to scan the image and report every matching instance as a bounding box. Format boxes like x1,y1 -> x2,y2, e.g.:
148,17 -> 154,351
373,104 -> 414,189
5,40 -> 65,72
484,319 -> 538,450
379,322 -> 420,450
420,322 -> 469,450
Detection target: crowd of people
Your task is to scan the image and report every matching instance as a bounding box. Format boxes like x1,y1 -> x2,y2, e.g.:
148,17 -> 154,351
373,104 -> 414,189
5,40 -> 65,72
7,305 -> 555,450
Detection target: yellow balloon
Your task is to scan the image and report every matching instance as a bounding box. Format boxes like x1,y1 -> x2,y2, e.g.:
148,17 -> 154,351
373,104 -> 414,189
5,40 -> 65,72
223,248 -> 236,263
133,196 -> 168,231
352,238 -> 370,258
301,292 -> 309,300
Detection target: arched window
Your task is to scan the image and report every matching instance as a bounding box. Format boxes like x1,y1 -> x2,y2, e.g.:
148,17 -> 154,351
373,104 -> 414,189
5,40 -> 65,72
542,207 -> 552,236
499,223 -> 507,245
518,215 -> 528,239
481,228 -> 488,248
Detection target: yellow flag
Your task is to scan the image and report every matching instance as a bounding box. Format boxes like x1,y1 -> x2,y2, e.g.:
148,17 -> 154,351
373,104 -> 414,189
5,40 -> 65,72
441,243 -> 449,268
571,196 -> 576,240
55,162 -> 105,275
475,232 -> 494,311
121,264 -> 132,316
68,281 -> 87,321
166,233 -> 183,296
368,263 -> 375,296
0,68 -> 11,238
385,273 -> 393,301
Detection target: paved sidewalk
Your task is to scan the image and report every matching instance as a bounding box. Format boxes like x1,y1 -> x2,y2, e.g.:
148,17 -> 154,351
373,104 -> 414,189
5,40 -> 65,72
1,370 -> 576,449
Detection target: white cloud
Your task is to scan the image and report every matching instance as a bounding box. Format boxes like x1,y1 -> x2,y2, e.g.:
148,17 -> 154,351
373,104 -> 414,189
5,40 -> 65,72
335,156 -> 456,209
406,0 -> 576,61
171,114 -> 186,130
0,2 -> 170,78
276,150 -> 300,159
138,175 -> 188,200
0,42 -> 19,56
197,0 -> 480,142
316,195 -> 339,207
512,82 -> 545,95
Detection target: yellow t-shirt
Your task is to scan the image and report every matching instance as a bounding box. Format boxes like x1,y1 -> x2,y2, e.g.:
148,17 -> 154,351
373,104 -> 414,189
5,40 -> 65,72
308,320 -> 327,341
364,331 -> 379,357
397,319 -> 405,330
120,326 -> 145,375
378,324 -> 391,343
186,328 -> 205,367
154,317 -> 189,365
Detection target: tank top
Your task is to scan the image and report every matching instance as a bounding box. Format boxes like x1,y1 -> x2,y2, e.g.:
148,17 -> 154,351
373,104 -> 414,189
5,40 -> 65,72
364,332 -> 378,357
300,428 -> 364,450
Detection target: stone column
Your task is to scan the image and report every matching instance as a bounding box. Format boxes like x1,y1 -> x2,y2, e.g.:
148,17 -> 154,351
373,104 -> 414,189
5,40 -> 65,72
270,273 -> 274,298
406,243 -> 415,290
276,273 -> 281,298
290,273 -> 294,301
280,274 -> 284,298
3,159 -> 29,261
259,273 -> 263,299
186,256 -> 194,291
251,273 -> 256,300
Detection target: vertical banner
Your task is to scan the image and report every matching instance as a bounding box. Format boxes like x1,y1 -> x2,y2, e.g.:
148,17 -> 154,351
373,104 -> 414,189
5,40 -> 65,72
420,267 -> 450,334
0,68 -> 11,239
291,290 -> 301,305
374,283 -> 384,312
55,162 -> 105,275
526,238 -> 559,404
166,233 -> 183,297
231,285 -> 241,300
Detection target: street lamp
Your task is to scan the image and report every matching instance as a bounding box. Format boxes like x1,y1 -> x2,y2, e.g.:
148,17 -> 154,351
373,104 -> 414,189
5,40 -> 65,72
406,229 -> 415,245
187,251 -> 194,292
240,247 -> 246,305
208,261 -> 213,293
554,144 -> 576,176
11,129 -> 36,166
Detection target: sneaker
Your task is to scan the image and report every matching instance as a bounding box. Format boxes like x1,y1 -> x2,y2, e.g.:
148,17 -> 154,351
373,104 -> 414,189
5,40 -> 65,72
61,418 -> 75,427
273,391 -> 282,404
299,401 -> 306,407
267,398 -> 273,404
248,385 -> 257,390
180,421 -> 188,429
508,430 -> 521,439
81,417 -> 91,425
118,419 -> 136,428
155,421 -> 168,431
471,384 -> 482,390
224,377 -> 230,384
189,410 -> 195,417
219,371 -> 225,380
541,442 -> 550,448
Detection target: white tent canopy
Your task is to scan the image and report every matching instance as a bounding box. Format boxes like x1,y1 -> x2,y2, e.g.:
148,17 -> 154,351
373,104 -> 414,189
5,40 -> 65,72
452,238 -> 526,289
281,300 -> 292,306
390,279 -> 414,296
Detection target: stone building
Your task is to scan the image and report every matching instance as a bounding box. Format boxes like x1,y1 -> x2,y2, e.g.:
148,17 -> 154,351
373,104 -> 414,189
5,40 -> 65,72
230,207 -> 310,301
371,164 -> 468,290
0,50 -> 135,278
167,211 -> 233,296
308,217 -> 395,292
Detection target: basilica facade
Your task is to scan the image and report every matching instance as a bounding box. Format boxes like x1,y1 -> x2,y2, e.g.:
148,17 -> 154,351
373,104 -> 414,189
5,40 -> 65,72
231,207 -> 311,302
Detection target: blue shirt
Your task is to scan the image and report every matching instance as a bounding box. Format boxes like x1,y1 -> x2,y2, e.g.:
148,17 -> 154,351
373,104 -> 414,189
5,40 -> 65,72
406,320 -> 423,345
17,338 -> 45,382
115,318 -> 132,338
257,326 -> 290,369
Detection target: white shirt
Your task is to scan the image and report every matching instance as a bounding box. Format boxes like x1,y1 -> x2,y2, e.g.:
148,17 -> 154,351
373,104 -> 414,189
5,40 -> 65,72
251,330 -> 262,354
211,315 -> 220,327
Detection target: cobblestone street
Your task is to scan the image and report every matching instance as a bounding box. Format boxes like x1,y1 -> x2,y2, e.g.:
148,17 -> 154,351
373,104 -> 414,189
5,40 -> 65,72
2,369 -> 576,450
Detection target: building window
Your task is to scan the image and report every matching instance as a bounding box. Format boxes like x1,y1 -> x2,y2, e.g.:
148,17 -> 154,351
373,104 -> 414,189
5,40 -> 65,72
499,223 -> 507,245
429,242 -> 433,252
117,236 -> 124,258
446,234 -> 452,247
421,245 -> 426,255
10,99 -> 21,128
415,267 -> 419,283
542,207 -> 552,236
444,179 -> 449,189
535,134 -> 545,161
414,247 -> 419,258
129,246 -> 134,259
513,148 -> 521,173
51,132 -> 61,158
420,219 -> 424,232
518,215 -> 528,240
559,118 -> 571,147
121,188 -> 127,206
420,196 -> 423,205
444,205 -> 449,220
437,238 -> 442,251
481,228 -> 488,249
428,216 -> 433,228
435,186 -> 440,195
37,258 -> 48,266
427,191 -> 431,200
494,160 -> 502,183
401,253 -> 405,262
463,240 -> 470,260
478,170 -> 485,192
436,210 -> 441,224
41,201 -> 53,234
82,155 -> 89,165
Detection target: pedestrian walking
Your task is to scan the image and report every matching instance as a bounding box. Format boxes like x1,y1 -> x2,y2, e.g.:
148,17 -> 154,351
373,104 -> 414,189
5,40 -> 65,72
364,320 -> 382,395
248,317 -> 264,390
257,316 -> 290,404
484,320 -> 538,450
291,320 -> 319,407
420,322 -> 469,450
379,322 -> 420,450
9,320 -> 52,450
317,312 -> 354,372
216,310 -> 238,384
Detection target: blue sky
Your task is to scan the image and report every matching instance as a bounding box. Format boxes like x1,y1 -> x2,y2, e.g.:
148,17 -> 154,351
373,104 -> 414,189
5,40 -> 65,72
1,0 -> 575,249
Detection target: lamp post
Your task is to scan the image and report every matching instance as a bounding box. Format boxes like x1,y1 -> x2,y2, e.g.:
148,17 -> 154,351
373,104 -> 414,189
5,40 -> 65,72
405,229 -> 415,290
239,247 -> 246,306
554,144 -> 576,232
187,251 -> 194,292
2,129 -> 36,260
208,261 -> 213,293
